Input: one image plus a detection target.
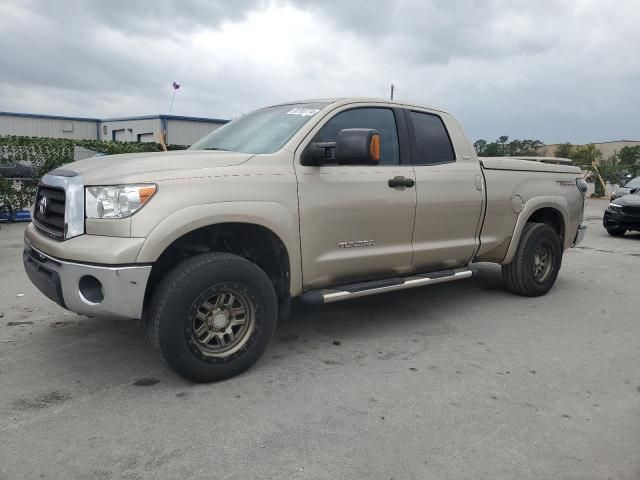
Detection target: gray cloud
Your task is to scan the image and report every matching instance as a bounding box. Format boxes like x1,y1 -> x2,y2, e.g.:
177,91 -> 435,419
30,0 -> 263,37
0,0 -> 639,144
296,0 -> 565,62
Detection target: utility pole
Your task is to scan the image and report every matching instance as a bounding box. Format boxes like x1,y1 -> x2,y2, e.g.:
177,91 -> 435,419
390,84 -> 395,100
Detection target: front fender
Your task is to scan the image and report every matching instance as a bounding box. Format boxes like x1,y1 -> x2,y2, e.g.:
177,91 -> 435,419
135,201 -> 303,296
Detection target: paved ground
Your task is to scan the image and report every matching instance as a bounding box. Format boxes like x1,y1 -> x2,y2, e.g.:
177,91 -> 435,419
0,199 -> 638,479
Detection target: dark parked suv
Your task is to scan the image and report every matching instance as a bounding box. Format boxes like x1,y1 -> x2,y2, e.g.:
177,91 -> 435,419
603,194 -> 640,236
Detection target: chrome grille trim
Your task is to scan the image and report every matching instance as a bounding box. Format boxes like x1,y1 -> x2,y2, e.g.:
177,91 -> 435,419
38,172 -> 84,240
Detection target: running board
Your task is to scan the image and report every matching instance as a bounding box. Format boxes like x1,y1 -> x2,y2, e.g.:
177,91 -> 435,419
300,268 -> 472,305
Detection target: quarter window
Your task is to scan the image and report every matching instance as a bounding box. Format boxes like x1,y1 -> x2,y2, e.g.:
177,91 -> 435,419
409,111 -> 455,165
312,108 -> 400,165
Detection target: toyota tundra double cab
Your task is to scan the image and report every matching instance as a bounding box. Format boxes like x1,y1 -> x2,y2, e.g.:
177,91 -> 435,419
23,98 -> 587,382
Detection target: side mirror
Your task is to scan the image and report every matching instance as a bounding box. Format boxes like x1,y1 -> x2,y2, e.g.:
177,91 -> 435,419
335,128 -> 381,165
301,141 -> 336,166
301,128 -> 381,166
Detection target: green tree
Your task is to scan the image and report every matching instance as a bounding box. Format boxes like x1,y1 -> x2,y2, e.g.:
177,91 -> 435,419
497,136 -> 509,156
508,139 -> 544,156
508,139 -> 522,155
483,142 -> 502,157
618,145 -> 640,165
554,143 -> 573,158
473,136 -> 545,157
569,144 -> 601,169
473,139 -> 487,155
569,144 -> 604,196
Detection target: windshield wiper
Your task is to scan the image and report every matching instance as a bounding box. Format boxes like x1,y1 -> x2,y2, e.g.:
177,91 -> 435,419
204,147 -> 231,151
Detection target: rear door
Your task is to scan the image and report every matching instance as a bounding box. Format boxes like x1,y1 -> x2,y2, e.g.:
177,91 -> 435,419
295,105 -> 417,289
407,109 -> 484,272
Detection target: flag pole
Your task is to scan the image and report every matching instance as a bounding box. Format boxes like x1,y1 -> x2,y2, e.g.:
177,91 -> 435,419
169,89 -> 177,115
165,82 -> 180,146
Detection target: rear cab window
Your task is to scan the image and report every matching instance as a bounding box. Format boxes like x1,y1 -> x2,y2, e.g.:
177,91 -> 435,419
408,110 -> 456,165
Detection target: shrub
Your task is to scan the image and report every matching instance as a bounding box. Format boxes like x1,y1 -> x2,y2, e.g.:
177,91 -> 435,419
0,136 -> 187,210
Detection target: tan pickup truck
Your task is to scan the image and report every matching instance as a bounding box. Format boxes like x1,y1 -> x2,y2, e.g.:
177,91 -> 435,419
23,98 -> 587,382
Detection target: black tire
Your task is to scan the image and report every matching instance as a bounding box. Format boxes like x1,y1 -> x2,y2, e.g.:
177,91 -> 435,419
606,227 -> 626,237
502,222 -> 562,297
147,252 -> 278,383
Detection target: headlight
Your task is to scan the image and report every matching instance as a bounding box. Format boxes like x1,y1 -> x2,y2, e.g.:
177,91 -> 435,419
608,202 -> 623,211
85,184 -> 156,219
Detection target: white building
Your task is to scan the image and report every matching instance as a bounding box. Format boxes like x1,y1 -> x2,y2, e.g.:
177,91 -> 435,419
0,111 -> 228,146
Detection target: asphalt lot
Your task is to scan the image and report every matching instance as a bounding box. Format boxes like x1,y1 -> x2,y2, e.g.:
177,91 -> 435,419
0,198 -> 638,479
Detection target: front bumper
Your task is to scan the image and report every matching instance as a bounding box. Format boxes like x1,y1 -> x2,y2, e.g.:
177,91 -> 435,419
23,240 -> 151,320
603,209 -> 640,230
572,224 -> 587,247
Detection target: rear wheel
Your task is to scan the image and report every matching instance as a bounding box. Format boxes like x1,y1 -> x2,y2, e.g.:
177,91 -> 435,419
606,227 -> 626,237
502,222 -> 562,297
147,253 -> 278,382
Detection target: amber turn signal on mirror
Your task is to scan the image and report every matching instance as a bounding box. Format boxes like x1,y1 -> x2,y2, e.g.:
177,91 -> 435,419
369,134 -> 380,163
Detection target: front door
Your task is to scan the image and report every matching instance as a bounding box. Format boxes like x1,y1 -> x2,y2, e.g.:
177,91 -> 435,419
295,106 -> 417,289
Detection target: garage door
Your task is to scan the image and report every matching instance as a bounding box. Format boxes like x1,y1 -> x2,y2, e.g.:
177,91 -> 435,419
112,129 -> 131,142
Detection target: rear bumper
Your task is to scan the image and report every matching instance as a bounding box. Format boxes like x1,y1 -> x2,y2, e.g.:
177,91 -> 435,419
23,240 -> 151,320
572,225 -> 587,247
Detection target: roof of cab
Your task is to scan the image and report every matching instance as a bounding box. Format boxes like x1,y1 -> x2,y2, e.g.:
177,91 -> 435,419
269,97 -> 449,114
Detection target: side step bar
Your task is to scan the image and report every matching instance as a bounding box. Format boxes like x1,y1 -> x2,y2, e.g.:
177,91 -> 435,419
300,268 -> 472,305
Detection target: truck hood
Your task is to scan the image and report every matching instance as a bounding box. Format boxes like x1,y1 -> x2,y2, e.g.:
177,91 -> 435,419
55,150 -> 254,184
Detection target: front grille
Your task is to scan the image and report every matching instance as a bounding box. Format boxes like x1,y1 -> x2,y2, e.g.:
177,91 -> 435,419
622,205 -> 640,217
34,185 -> 66,240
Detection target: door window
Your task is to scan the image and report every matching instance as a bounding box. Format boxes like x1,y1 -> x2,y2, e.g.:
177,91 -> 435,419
409,111 -> 456,165
312,108 -> 400,165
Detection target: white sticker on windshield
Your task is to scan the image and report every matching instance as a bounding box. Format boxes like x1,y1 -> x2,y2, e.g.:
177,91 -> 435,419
286,108 -> 320,117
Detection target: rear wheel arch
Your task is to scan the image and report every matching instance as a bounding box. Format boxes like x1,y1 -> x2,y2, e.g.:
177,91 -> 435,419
502,199 -> 569,264
525,207 -> 565,243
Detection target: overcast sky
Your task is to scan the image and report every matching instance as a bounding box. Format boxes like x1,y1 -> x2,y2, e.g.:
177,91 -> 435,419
0,0 -> 638,144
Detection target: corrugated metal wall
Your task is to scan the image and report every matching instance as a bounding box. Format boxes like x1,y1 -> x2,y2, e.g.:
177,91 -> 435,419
1,114 -> 227,146
0,114 -> 98,140
166,119 -> 223,145
100,118 -> 163,143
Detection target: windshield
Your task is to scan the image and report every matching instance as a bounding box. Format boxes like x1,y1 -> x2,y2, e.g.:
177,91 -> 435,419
624,177 -> 640,189
190,103 -> 328,154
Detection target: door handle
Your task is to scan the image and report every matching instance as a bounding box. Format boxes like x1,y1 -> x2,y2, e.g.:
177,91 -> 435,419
388,176 -> 415,188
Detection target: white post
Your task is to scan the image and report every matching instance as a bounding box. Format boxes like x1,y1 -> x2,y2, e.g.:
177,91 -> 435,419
169,89 -> 177,115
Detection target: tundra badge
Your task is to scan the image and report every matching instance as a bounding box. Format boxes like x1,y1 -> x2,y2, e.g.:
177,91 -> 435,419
337,240 -> 375,248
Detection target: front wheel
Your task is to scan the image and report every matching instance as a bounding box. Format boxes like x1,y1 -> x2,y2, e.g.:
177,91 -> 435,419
147,253 -> 278,382
502,223 -> 562,297
606,227 -> 626,237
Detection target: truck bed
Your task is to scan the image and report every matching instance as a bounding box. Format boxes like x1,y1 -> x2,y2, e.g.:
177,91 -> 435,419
480,157 -> 582,175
